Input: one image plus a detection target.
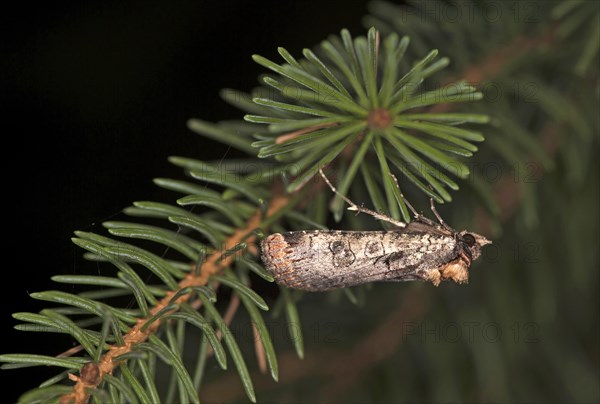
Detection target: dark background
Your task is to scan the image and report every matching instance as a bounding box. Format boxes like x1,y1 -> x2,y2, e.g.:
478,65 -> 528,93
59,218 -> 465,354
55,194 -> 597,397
1,1 -> 372,399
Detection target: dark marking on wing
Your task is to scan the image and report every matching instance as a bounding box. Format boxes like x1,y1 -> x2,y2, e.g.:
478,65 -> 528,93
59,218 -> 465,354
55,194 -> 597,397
364,240 -> 384,257
329,239 -> 356,268
384,251 -> 404,266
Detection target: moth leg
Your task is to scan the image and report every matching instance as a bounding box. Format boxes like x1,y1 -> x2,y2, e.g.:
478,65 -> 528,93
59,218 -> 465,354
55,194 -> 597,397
392,173 -> 452,230
319,168 -> 406,228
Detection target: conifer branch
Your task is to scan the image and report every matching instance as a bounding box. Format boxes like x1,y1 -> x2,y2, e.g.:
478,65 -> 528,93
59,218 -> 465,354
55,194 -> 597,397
59,193 -> 290,404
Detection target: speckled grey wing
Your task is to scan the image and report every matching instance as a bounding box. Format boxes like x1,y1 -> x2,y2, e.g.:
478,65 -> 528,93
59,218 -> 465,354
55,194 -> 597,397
261,228 -> 457,291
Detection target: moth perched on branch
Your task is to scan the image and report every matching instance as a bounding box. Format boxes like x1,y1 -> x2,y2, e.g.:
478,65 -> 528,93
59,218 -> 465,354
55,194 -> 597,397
261,170 -> 491,291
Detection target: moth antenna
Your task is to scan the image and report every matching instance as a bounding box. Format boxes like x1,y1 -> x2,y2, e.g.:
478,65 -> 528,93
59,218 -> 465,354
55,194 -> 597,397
389,173 -> 418,217
319,168 -> 406,228
390,173 -> 438,226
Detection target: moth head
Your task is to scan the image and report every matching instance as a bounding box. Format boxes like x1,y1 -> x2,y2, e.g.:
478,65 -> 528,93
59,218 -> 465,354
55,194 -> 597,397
457,230 -> 492,261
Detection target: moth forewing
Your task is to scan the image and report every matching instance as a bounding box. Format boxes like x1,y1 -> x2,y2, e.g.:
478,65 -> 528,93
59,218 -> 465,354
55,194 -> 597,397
260,220 -> 490,291
261,170 -> 491,291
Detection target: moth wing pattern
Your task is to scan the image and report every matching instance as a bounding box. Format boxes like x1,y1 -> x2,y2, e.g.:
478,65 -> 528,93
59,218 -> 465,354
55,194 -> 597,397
261,228 -> 457,291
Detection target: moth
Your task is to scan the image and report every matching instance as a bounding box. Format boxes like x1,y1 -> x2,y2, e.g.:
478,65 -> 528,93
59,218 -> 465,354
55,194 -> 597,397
261,170 -> 491,291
